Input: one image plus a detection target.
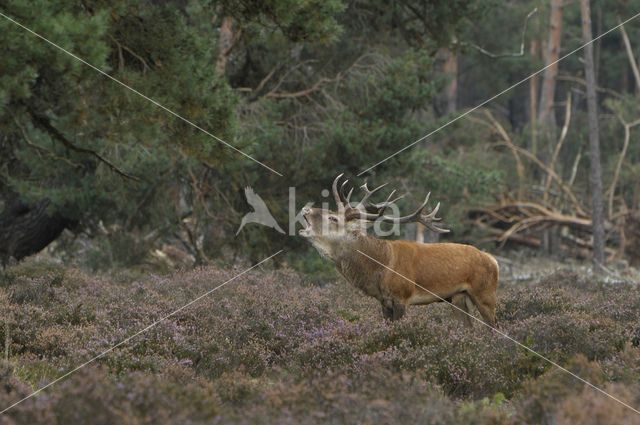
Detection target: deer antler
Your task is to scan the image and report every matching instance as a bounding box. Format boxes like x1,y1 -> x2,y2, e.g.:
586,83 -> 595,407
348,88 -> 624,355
377,193 -> 449,234
332,173 -> 346,211
356,182 -> 386,209
335,175 -> 449,234
340,179 -> 354,206
355,182 -> 405,212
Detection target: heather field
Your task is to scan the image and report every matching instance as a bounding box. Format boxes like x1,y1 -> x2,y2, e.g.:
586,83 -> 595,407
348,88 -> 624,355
1,258 -> 640,424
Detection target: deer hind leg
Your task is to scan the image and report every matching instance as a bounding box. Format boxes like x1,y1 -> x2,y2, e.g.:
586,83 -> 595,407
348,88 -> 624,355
451,293 -> 474,328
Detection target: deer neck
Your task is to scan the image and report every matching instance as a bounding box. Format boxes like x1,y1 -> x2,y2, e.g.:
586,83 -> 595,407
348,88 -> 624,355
332,233 -> 391,299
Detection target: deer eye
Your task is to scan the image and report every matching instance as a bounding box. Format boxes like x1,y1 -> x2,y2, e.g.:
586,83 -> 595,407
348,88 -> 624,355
328,216 -> 338,222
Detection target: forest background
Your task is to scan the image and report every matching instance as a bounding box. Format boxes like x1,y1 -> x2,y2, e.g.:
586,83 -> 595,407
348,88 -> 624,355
2,0 -> 640,273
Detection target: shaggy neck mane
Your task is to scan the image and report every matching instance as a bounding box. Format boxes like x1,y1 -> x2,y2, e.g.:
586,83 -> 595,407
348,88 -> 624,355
331,232 -> 391,300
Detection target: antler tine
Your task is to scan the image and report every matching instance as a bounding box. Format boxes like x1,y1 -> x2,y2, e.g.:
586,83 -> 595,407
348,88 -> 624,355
378,192 -> 450,233
424,201 -> 442,221
399,193 -> 432,223
373,189 -> 397,213
356,181 -> 388,210
369,182 -> 388,196
340,180 -> 354,206
365,190 -> 405,214
381,190 -> 406,207
362,189 -> 395,217
332,173 -> 345,210
419,202 -> 449,233
344,181 -> 448,232
375,192 -> 429,220
345,185 -> 403,221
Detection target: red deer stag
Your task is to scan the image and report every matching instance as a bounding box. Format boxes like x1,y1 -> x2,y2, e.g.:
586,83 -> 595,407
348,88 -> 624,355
299,174 -> 498,326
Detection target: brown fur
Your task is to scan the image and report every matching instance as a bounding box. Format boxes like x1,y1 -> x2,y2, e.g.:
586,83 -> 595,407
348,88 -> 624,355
300,207 -> 499,326
341,237 -> 498,326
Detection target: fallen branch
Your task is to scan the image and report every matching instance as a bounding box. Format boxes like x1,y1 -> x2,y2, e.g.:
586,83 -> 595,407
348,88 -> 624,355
481,110 -> 525,199
108,35 -> 150,74
262,54 -> 372,100
607,113 -> 640,218
557,75 -> 622,98
490,141 -> 587,216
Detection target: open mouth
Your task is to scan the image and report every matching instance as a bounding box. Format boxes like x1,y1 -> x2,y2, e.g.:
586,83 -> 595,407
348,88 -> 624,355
299,215 -> 312,236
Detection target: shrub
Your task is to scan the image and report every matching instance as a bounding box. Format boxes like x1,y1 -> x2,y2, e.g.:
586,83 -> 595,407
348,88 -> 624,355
557,383 -> 640,425
516,354 -> 605,425
0,363 -> 220,425
508,312 -> 625,362
601,344 -> 640,385
0,259 -> 638,423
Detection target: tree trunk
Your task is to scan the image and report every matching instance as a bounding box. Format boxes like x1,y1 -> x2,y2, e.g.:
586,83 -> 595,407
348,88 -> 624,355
529,39 -> 540,153
538,0 -> 564,133
0,198 -> 72,265
415,222 -> 424,243
442,48 -> 457,114
215,17 -> 233,74
435,46 -> 457,115
580,0 -> 606,272
415,222 -> 440,243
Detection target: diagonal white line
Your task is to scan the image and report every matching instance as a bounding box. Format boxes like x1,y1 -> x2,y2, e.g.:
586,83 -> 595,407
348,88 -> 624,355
0,11 -> 283,177
0,250 -> 283,415
356,249 -> 640,415
358,10 -> 640,176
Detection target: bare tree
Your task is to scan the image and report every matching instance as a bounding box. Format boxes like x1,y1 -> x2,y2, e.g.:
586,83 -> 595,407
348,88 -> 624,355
435,46 -> 458,116
580,0 -> 605,272
618,17 -> 640,95
538,0 -> 564,133
529,38 -> 540,153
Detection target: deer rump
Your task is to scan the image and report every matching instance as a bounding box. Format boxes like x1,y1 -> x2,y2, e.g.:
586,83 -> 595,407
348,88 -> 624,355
382,240 -> 497,326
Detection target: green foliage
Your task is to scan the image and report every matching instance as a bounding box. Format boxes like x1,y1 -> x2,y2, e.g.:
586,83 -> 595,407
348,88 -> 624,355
0,0 -> 509,265
233,9 -> 503,257
284,249 -> 338,283
1,0 -> 240,234
221,0 -> 346,43
4,0 -> 639,268
82,233 -> 152,271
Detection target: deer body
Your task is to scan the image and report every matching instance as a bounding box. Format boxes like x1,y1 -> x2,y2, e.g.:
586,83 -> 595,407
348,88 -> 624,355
301,175 -> 498,326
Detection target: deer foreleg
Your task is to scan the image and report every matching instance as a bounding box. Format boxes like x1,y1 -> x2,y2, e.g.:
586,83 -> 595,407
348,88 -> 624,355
381,298 -> 406,321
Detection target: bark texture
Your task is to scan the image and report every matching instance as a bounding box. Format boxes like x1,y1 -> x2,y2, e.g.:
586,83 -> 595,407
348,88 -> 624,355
215,17 -> 234,74
442,48 -> 458,114
538,0 -> 564,132
580,0 -> 606,271
0,198 -> 72,265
